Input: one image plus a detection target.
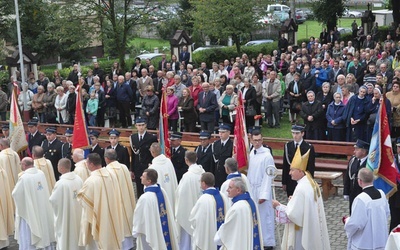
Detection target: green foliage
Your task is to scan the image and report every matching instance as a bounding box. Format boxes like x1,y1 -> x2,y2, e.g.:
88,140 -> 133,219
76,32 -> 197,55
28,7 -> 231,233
156,17 -> 183,40
190,0 -> 265,53
311,0 -> 345,31
192,42 -> 278,67
0,70 -> 9,87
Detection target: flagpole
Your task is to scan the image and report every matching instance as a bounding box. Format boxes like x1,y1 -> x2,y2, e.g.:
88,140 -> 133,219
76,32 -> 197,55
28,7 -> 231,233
14,0 -> 28,121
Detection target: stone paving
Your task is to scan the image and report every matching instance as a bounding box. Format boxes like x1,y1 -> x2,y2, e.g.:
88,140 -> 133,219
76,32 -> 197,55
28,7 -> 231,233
4,182 -> 351,250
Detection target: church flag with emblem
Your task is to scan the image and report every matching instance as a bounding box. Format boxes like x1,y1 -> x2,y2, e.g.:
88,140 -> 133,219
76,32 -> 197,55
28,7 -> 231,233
159,90 -> 171,158
72,79 -> 90,150
9,85 -> 28,153
233,90 -> 249,170
367,98 -> 399,197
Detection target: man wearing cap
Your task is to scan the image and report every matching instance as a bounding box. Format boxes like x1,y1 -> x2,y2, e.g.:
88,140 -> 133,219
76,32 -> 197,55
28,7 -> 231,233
106,129 -> 130,167
89,130 -> 106,167
214,177 -> 263,249
195,131 -> 214,173
0,138 -> 21,191
344,139 -> 370,214
27,118 -> 46,156
212,123 -> 233,188
32,145 -> 56,193
41,127 -> 64,180
1,124 -> 9,138
78,153 -> 124,249
104,149 -> 136,249
149,142 -> 178,209
175,151 -> 205,249
72,148 -> 90,182
282,124 -> 315,197
12,157 -> 56,249
49,158 -> 83,250
132,169 -> 179,249
390,138 -> 400,231
272,148 -> 330,250
189,172 -> 230,250
170,131 -> 188,182
61,128 -> 74,168
130,117 -> 158,196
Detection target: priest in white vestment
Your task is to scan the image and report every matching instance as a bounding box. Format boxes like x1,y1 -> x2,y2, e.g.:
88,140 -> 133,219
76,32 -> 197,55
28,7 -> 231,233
12,157 -> 56,250
247,132 -> 276,248
215,177 -> 263,249
220,157 -> 252,198
344,168 -> 390,250
190,172 -> 230,250
0,138 -> 21,191
49,158 -> 84,250
0,167 -> 14,249
32,145 -> 56,193
77,153 -> 124,250
132,169 -> 179,249
73,148 -> 90,182
175,151 -> 205,250
272,147 -> 330,250
149,142 -> 178,210
105,149 -> 136,250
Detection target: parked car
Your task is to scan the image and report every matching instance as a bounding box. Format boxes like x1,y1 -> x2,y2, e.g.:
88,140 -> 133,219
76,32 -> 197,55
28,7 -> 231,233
342,8 -> 362,18
136,53 -> 164,60
266,4 -> 290,13
193,45 -> 226,54
295,10 -> 306,24
337,27 -> 352,35
244,39 -> 274,46
297,8 -> 314,20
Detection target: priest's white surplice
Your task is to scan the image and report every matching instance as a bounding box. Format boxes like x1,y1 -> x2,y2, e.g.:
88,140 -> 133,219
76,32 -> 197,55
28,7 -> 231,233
149,154 -> 178,210
247,146 -> 276,247
0,147 -> 21,190
74,159 -> 90,182
0,168 -> 14,249
220,172 -> 252,198
12,168 -> 55,249
34,157 -> 56,193
49,171 -> 84,250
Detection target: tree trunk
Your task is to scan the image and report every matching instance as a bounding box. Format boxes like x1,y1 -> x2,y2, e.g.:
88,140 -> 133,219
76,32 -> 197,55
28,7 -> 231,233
327,16 -> 337,33
393,0 -> 400,25
233,34 -> 241,53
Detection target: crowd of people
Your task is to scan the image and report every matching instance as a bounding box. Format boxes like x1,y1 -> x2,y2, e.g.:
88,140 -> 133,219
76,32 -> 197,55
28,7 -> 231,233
1,21 -> 400,249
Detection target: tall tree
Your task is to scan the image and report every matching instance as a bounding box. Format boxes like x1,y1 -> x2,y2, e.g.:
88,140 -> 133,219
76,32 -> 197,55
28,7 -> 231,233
312,0 -> 345,32
82,0 -> 167,70
190,0 -> 264,53
392,0 -> 400,25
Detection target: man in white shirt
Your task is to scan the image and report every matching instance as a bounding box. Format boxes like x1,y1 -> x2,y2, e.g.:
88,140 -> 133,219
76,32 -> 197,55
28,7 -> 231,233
175,151 -> 205,250
344,168 -> 390,250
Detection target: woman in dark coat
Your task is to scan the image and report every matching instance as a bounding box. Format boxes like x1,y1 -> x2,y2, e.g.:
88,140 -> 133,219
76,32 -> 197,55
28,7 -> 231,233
178,88 -> 198,132
241,77 -> 257,128
104,79 -> 117,128
287,73 -> 304,124
316,82 -> 333,139
326,92 -> 346,141
141,86 -> 159,130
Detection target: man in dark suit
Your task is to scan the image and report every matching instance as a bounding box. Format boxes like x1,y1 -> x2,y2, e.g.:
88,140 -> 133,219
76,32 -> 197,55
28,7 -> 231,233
130,117 -> 158,196
320,28 -> 328,45
379,63 -> 394,91
301,65 -> 315,97
212,124 -> 233,188
153,70 -> 167,101
170,131 -> 188,182
197,82 -> 218,133
282,124 -> 315,197
179,46 -> 190,66
348,58 -> 365,86
329,60 -> 345,84
343,139 -> 369,214
158,54 -> 168,71
61,128 -> 74,169
106,129 -> 130,167
326,30 -> 337,44
195,131 -> 214,172
89,130 -> 105,166
41,127 -> 64,180
26,118 -> 46,156
390,139 -> 400,230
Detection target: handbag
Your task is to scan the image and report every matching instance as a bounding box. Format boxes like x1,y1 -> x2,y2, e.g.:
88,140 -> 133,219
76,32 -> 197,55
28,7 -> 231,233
245,105 -> 256,116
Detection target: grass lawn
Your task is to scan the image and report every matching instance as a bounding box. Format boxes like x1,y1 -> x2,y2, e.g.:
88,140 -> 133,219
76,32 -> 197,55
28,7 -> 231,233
128,38 -> 170,53
297,18 -> 361,40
